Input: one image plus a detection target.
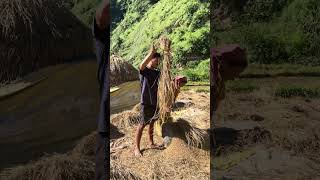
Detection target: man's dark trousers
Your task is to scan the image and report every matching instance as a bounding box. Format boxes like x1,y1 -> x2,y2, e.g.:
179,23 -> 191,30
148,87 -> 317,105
93,19 -> 110,180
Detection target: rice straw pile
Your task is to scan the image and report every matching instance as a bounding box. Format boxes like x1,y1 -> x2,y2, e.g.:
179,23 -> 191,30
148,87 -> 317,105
156,36 -> 176,136
0,0 -> 92,83
111,158 -> 141,180
0,154 -> 94,180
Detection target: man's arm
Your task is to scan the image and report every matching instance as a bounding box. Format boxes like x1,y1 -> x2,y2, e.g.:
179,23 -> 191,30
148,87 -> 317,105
139,44 -> 156,71
96,0 -> 110,30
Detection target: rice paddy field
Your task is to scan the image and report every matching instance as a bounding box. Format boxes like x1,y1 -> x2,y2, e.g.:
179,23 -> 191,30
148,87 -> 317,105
213,65 -> 320,179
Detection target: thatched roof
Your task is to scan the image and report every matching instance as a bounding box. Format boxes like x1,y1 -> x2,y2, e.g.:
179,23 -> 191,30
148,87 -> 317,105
0,0 -> 93,83
110,55 -> 139,86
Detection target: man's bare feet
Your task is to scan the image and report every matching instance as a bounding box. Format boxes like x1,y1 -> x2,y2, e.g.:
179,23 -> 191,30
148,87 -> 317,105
134,148 -> 142,157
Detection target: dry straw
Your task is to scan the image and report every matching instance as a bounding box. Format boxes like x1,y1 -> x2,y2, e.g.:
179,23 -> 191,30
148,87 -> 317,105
110,55 -> 139,86
111,110 -> 140,129
0,154 -> 94,180
111,158 -> 141,180
0,0 -> 92,83
155,36 -> 175,136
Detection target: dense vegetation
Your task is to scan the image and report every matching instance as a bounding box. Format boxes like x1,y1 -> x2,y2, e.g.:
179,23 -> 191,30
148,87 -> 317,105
64,0 -> 210,81
64,0 -> 129,29
212,0 -> 320,65
111,0 -> 210,67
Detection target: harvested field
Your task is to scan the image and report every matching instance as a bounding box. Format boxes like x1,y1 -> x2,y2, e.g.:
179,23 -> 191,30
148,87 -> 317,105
111,90 -> 210,180
213,76 -> 320,179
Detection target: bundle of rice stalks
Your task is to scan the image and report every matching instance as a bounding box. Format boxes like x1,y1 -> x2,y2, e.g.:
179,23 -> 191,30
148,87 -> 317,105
178,118 -> 208,148
156,36 -> 175,136
71,131 -> 97,157
0,0 -> 92,83
171,107 -> 210,148
111,110 -> 140,129
1,154 -> 94,180
110,55 -> 139,86
111,158 -> 141,180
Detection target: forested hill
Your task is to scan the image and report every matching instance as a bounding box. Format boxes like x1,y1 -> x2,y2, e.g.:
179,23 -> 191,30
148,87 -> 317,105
65,0 -> 210,67
62,0 -> 128,30
212,0 -> 320,65
111,0 -> 210,66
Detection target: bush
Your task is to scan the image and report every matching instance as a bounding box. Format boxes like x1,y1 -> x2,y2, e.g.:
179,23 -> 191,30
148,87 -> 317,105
181,59 -> 209,81
282,0 -> 320,57
213,0 -> 320,65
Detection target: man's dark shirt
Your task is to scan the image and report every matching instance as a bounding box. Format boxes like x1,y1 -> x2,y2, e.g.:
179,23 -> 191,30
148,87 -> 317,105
139,67 -> 160,106
93,18 -> 110,133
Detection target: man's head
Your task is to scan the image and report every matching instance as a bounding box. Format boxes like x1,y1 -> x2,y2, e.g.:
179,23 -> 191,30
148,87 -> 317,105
147,53 -> 161,69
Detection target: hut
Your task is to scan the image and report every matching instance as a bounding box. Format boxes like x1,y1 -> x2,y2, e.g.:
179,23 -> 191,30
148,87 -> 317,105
110,55 -> 139,86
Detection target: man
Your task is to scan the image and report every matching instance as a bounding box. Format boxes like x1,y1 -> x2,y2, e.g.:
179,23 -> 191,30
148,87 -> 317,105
134,44 -> 188,156
93,0 -> 110,179
134,44 -> 162,157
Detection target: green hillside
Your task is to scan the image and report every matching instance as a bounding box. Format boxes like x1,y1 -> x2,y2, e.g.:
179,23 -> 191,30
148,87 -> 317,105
111,0 -> 210,66
64,0 -> 129,29
65,0 -> 210,81
212,0 -> 320,65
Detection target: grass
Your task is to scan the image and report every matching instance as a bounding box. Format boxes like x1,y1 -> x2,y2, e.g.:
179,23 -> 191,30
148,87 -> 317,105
275,86 -> 320,98
185,81 -> 210,86
178,59 -> 210,82
241,64 -> 320,78
213,0 -> 320,65
181,80 -> 209,93
111,0 -> 209,65
195,88 -> 210,93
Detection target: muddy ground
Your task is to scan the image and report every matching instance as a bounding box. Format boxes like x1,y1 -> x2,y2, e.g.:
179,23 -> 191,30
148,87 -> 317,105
213,77 -> 320,179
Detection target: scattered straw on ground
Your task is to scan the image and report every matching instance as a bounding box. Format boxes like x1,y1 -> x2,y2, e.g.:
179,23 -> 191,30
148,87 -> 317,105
111,90 -> 210,179
1,154 -> 94,180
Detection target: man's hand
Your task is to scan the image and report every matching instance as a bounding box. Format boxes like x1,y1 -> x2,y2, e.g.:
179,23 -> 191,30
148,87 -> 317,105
96,0 -> 110,29
149,44 -> 156,55
139,44 -> 157,71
